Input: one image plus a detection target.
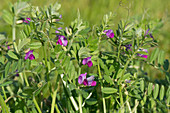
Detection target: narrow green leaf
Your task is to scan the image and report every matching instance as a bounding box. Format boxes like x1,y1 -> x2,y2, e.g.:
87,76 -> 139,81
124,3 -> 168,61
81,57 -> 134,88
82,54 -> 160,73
0,81 -> 13,87
167,96 -> 170,105
104,75 -> 113,85
99,59 -> 109,76
148,83 -> 153,96
86,98 -> 97,105
2,10 -> 13,25
151,98 -> 156,108
102,87 -> 118,94
78,47 -> 90,58
11,61 -> 18,72
158,50 -> 165,65
159,85 -> 165,101
140,80 -> 144,92
28,42 -> 42,49
136,51 -> 148,55
150,48 -> 159,63
0,94 -> 10,113
18,38 -> 30,51
5,62 -> 11,76
166,86 -> 170,99
7,51 -> 18,60
153,84 -> 159,99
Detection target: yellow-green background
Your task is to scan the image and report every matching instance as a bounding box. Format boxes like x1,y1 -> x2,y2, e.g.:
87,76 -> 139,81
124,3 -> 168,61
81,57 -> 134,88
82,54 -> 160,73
0,0 -> 170,79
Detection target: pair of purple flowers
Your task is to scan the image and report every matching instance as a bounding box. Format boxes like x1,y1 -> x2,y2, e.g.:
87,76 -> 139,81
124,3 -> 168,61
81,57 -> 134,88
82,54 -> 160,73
78,73 -> 96,86
125,44 -> 148,59
78,57 -> 96,86
56,27 -> 68,47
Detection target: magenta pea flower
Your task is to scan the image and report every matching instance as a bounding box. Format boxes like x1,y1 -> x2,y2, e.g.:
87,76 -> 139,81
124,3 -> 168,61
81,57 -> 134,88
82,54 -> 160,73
78,73 -> 96,86
56,35 -> 68,46
144,29 -> 154,39
23,18 -> 31,24
104,29 -> 114,38
7,46 -> 10,50
82,57 -> 93,67
137,49 -> 148,59
25,50 -> 35,60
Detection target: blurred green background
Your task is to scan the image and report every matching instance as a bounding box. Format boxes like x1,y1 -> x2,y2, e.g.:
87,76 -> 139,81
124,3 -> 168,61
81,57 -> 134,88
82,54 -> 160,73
0,0 -> 169,53
0,0 -> 170,79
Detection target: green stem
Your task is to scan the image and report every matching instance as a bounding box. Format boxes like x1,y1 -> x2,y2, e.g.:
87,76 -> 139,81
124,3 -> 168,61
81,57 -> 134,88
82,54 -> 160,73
23,71 -> 29,86
2,86 -> 7,100
12,16 -> 19,53
51,89 -> 60,113
78,90 -> 83,113
55,104 -> 61,113
33,96 -> 42,113
42,43 -> 52,93
97,59 -> 106,113
119,85 -> 124,112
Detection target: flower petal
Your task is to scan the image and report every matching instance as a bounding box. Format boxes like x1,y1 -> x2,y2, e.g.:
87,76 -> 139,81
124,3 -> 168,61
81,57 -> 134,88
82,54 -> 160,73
87,75 -> 95,81
82,58 -> 88,65
78,73 -> 87,84
83,79 -> 88,86
25,50 -> 34,60
141,55 -> 148,59
29,54 -> 35,60
109,32 -> 114,38
87,61 -> 93,67
90,81 -> 96,86
56,39 -> 62,45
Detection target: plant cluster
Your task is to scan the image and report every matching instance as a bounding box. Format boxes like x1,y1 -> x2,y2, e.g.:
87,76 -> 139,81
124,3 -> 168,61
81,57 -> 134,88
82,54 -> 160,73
0,1 -> 169,113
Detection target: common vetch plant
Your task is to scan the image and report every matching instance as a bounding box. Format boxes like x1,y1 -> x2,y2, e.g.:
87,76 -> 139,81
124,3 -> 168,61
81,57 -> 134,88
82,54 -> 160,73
0,1 -> 170,113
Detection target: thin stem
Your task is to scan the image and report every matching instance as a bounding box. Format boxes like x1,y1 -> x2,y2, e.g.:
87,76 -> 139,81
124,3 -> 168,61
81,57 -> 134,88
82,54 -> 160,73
51,89 -> 59,113
78,89 -> 83,113
55,104 -> 61,113
12,16 -> 19,53
23,71 -> 29,86
33,96 -> 42,113
119,85 -> 124,112
97,59 -> 106,113
42,43 -> 52,93
2,86 -> 7,100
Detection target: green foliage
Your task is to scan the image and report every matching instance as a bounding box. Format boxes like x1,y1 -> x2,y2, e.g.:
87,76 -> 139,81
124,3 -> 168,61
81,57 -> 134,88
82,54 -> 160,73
0,1 -> 169,113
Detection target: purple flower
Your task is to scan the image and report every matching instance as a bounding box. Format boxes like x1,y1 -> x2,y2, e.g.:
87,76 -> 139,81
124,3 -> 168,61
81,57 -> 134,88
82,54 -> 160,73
23,18 -> 31,24
137,49 -> 148,59
78,73 -> 96,86
7,46 -> 10,50
125,79 -> 131,83
82,57 -> 93,67
6,41 -> 10,50
125,44 -> 132,51
15,70 -> 19,76
144,29 -> 154,39
59,15 -> 62,18
25,50 -> 35,60
55,27 -> 63,33
104,29 -> 114,38
56,35 -> 68,46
